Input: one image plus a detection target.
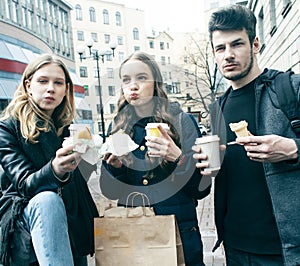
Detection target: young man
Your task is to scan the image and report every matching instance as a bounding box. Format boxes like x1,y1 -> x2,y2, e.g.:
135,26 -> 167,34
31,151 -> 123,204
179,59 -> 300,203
193,5 -> 300,266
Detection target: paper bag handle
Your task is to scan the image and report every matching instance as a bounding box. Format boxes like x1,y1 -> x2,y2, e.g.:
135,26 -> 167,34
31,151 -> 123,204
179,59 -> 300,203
125,192 -> 151,216
126,192 -> 150,207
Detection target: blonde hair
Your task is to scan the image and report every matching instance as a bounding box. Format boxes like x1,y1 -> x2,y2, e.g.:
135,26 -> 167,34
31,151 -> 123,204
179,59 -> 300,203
1,54 -> 75,143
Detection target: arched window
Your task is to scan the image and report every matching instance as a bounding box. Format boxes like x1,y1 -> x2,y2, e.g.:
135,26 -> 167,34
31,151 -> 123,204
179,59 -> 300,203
75,5 -> 82,20
115,11 -> 121,26
103,9 -> 109,24
133,28 -> 139,40
89,7 -> 96,22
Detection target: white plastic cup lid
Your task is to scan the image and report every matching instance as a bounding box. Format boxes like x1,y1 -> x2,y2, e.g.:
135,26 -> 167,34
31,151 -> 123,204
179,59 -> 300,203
195,135 -> 220,144
145,123 -> 169,130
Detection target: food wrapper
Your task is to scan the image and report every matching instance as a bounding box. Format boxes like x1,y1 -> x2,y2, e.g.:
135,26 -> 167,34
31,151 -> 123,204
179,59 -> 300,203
63,124 -> 103,165
100,129 -> 139,157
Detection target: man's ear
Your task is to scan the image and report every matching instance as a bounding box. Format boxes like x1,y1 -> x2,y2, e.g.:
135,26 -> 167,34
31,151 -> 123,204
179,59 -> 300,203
253,37 -> 261,54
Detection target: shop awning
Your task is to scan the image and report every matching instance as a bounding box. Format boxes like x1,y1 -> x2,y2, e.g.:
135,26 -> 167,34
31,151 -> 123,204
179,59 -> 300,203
0,79 -> 19,99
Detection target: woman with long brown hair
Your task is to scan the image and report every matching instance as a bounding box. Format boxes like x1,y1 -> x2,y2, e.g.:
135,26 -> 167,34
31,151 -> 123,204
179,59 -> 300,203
101,51 -> 210,265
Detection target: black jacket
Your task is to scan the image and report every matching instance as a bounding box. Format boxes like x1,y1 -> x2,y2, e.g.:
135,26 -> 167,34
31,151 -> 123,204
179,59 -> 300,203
0,117 -> 99,257
210,69 -> 300,265
101,104 -> 211,265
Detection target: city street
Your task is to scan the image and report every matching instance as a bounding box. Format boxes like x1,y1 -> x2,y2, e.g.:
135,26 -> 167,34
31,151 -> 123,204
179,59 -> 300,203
87,172 -> 225,266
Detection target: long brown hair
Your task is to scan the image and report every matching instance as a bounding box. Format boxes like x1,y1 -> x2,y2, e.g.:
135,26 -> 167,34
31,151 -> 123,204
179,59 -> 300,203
112,51 -> 176,139
1,54 -> 75,143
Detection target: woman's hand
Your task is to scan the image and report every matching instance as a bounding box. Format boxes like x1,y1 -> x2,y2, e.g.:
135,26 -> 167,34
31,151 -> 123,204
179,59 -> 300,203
103,153 -> 123,168
145,124 -> 182,162
237,134 -> 298,163
52,145 -> 82,177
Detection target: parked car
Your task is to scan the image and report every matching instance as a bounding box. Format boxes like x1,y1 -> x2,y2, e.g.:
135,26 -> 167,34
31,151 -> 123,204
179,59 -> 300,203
198,123 -> 208,135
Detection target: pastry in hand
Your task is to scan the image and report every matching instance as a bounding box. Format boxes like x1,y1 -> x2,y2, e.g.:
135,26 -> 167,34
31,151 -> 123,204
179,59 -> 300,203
77,127 -> 92,140
229,120 -> 249,137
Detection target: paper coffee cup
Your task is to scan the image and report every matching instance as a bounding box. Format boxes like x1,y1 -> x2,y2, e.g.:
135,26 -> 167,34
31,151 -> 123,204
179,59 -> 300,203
195,135 -> 221,171
145,123 -> 169,157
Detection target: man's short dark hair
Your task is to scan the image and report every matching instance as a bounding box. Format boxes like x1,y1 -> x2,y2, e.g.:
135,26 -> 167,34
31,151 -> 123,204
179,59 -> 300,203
208,5 -> 257,47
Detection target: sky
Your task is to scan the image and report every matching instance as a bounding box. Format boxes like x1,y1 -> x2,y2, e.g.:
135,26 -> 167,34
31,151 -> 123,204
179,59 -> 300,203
111,0 -> 207,34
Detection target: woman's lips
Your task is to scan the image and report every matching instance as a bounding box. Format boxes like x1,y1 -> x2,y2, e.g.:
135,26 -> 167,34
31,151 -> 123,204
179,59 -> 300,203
130,93 -> 138,100
45,96 -> 55,102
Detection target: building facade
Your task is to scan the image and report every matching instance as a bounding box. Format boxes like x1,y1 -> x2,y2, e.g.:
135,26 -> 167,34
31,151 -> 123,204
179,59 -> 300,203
248,0 -> 300,72
69,0 -> 148,135
0,0 -> 92,126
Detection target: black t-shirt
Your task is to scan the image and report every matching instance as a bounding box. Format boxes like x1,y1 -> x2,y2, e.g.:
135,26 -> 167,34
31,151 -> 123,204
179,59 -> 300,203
221,79 -> 282,254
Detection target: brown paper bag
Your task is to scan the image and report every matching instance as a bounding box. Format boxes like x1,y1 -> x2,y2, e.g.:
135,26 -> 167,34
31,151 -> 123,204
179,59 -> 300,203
94,213 -> 185,266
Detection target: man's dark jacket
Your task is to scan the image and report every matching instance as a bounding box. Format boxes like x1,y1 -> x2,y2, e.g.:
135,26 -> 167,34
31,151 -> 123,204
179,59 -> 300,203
210,69 -> 300,266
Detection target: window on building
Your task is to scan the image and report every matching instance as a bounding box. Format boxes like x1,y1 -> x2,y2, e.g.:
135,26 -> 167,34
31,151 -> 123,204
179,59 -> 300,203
59,8 -> 67,25
160,42 -> 164,50
79,110 -> 92,120
258,8 -> 265,53
105,53 -> 113,61
96,104 -> 101,115
269,0 -> 277,36
133,28 -> 139,40
115,11 -> 121,26
104,34 -> 110,44
89,7 -> 96,22
75,5 -> 82,20
134,46 -> 140,51
11,0 -> 19,23
282,0 -> 292,17
172,82 -> 181,94
108,86 -> 116,96
118,52 -> 124,62
93,67 -> 99,78
169,72 -> 172,79
109,104 -> 116,114
149,41 -> 154,49
107,68 -> 114,78
103,9 -> 109,24
184,56 -> 188,63
77,31 -> 84,41
79,66 -> 88,77
91,32 -> 98,42
95,85 -> 101,96
171,88 -> 184,98
161,56 -> 166,65
117,36 -> 123,45
167,43 -> 169,49
184,69 -> 189,76
168,57 -> 171,64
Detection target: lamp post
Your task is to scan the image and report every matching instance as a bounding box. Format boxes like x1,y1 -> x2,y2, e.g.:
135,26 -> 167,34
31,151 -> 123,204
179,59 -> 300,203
77,39 -> 117,142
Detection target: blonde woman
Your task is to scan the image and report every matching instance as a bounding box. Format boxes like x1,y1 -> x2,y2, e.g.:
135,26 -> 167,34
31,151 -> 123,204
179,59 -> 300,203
0,54 -> 98,266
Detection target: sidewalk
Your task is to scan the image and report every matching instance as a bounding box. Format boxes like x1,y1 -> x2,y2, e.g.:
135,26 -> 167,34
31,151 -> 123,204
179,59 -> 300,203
197,179 -> 226,265
87,173 -> 225,266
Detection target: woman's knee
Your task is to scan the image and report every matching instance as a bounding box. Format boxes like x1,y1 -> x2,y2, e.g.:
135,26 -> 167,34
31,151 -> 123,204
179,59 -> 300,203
30,191 -> 63,208
25,191 -> 66,222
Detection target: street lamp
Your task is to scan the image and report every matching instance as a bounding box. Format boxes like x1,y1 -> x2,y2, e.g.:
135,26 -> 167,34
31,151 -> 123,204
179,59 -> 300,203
77,39 -> 117,142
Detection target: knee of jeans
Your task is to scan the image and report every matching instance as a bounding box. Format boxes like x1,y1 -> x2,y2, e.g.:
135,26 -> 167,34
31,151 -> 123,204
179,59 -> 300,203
30,191 -> 64,211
